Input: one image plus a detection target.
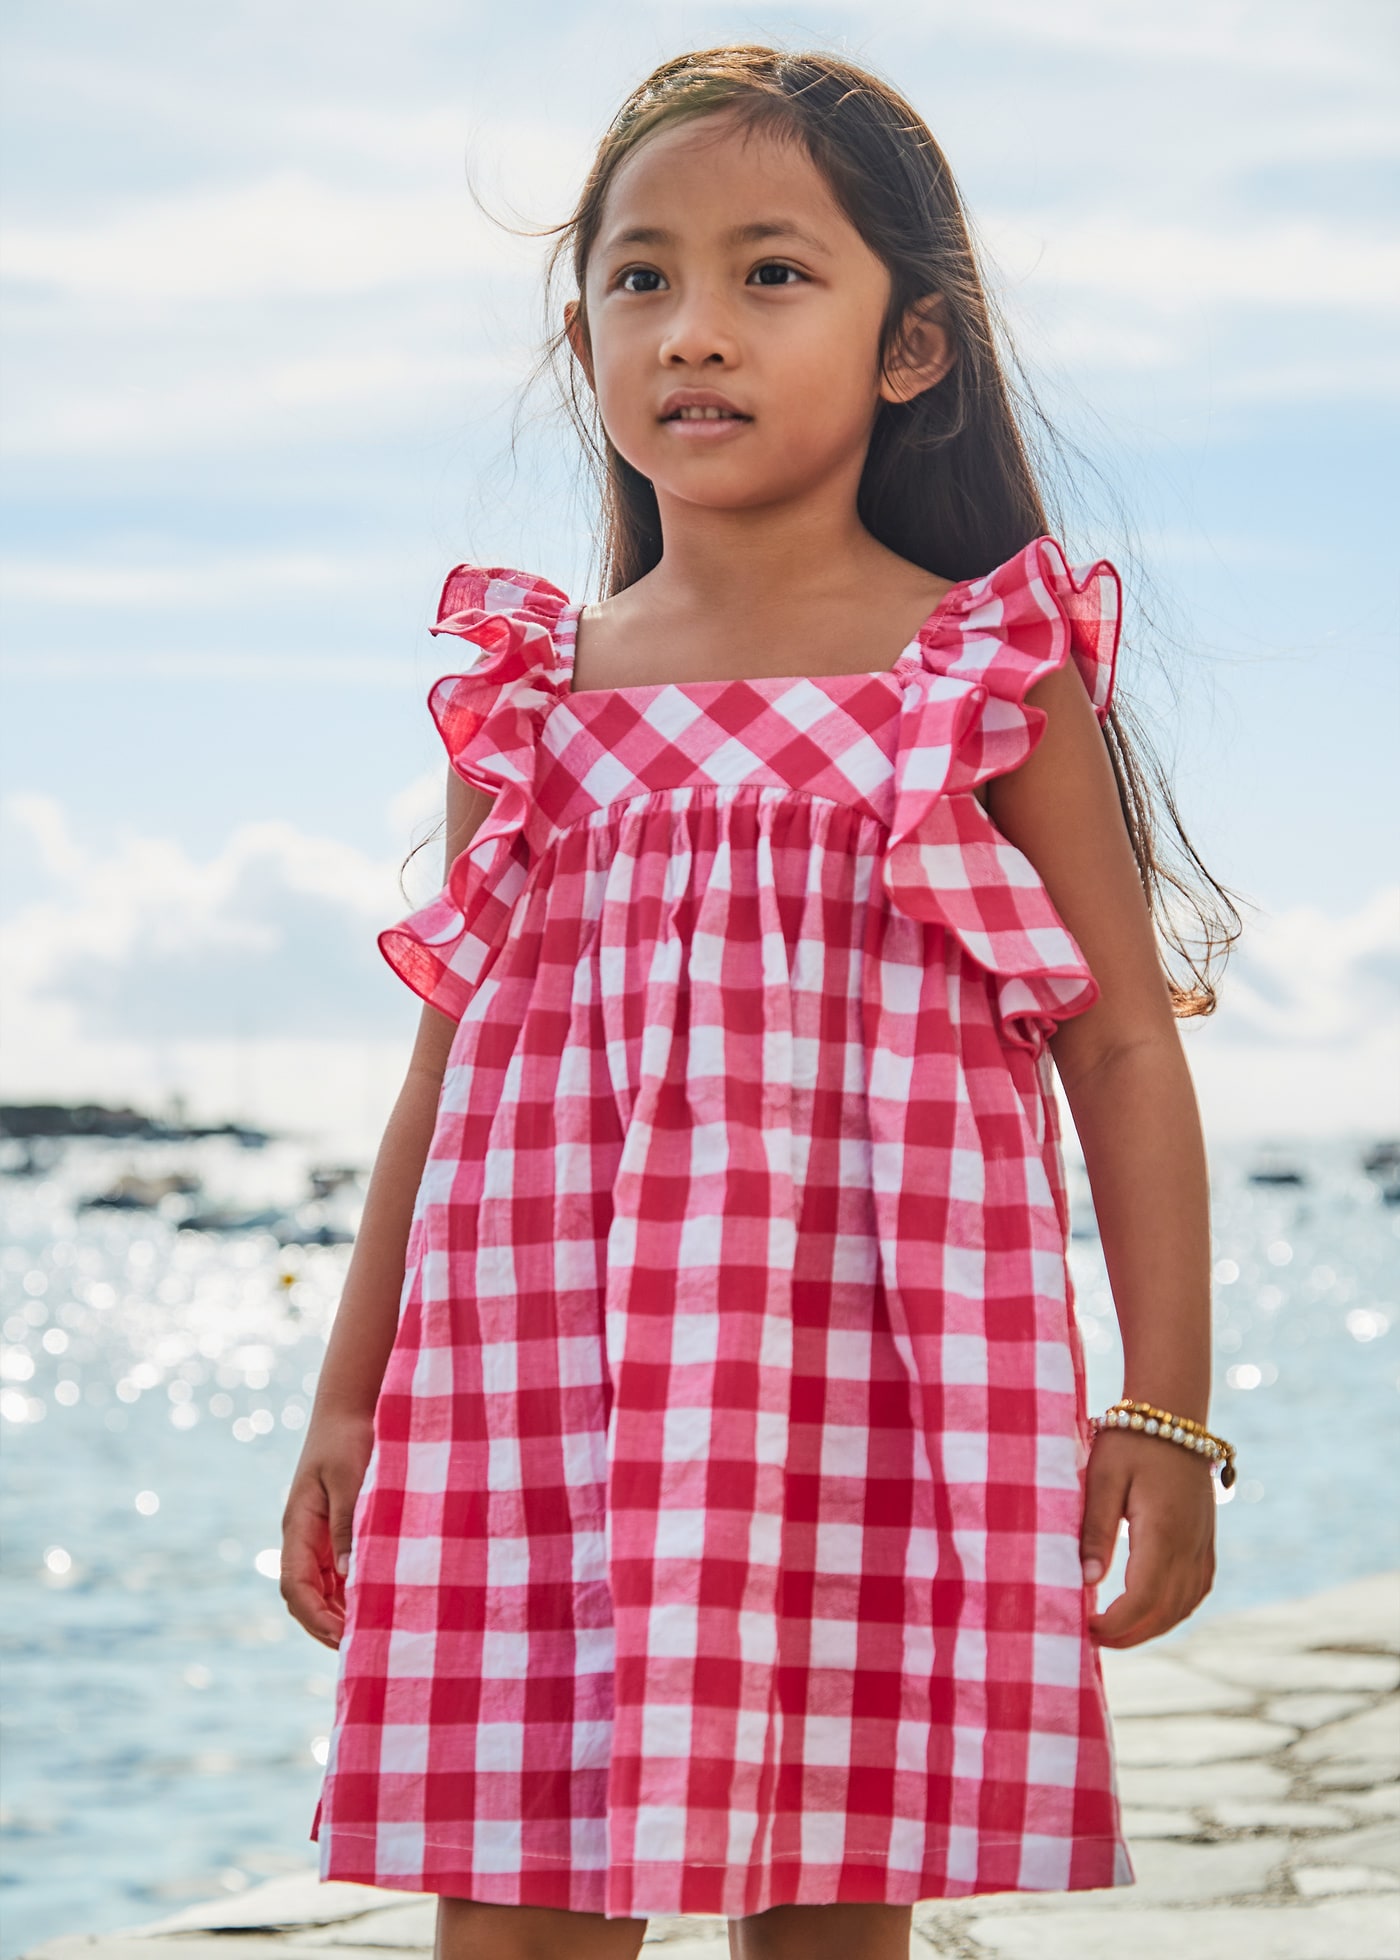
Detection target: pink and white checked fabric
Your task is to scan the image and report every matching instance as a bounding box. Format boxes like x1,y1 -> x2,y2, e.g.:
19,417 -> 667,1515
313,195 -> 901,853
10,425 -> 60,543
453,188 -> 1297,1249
309,535 -> 1134,1919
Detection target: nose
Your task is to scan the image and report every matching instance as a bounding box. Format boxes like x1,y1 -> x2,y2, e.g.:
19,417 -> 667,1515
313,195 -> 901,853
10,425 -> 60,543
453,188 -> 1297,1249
656,282 -> 738,368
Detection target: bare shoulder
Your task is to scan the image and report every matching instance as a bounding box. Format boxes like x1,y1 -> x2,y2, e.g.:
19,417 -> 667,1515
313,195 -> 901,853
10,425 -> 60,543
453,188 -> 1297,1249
870,546 -> 957,616
571,580 -> 663,689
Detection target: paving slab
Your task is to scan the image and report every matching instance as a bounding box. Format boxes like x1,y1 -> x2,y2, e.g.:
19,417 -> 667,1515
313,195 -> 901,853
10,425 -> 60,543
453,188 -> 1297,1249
1185,1648 -> 1400,1695
1116,1758 -> 1290,1806
1110,1712 -> 1299,1767
1288,1820 -> 1400,1877
950,1835 -> 1293,1913
1287,1699 -> 1400,1771
1208,1799 -> 1357,1832
291,1905 -> 436,1948
1309,1758 -> 1400,1791
1291,1863 -> 1400,1897
25,1945 -> 365,1960
1118,1805 -> 1203,1838
1096,1650 -> 1255,1717
113,1879 -> 420,1938
961,1898 -> 1400,1959
1264,1690 -> 1373,1730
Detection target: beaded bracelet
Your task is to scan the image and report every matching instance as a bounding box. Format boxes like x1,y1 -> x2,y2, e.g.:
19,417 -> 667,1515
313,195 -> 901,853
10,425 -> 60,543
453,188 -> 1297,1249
1089,1398 -> 1238,1489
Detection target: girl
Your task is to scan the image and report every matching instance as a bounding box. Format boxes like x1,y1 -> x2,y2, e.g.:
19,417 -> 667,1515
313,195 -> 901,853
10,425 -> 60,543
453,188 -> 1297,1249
282,44 -> 1242,1960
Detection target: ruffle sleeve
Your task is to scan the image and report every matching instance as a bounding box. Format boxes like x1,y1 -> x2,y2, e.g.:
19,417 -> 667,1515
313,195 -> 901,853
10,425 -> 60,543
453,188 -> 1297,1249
881,534 -> 1122,1055
378,564 -> 571,1023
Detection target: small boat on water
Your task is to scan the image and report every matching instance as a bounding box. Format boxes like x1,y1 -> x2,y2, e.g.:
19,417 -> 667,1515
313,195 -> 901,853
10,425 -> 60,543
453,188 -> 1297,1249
80,1170 -> 202,1212
178,1202 -> 289,1234
307,1163 -> 363,1201
1361,1140 -> 1400,1205
1246,1143 -> 1308,1187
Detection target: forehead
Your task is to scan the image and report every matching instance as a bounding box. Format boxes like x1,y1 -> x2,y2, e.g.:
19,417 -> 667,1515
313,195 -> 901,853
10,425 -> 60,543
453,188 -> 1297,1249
597,110 -> 854,248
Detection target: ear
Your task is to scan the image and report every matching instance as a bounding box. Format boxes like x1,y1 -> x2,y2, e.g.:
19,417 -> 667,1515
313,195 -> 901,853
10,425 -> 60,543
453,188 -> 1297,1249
878,293 -> 955,407
564,298 -> 595,392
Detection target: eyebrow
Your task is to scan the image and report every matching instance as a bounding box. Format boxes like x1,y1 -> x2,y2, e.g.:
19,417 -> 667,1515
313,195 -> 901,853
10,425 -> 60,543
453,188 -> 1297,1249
601,219 -> 833,257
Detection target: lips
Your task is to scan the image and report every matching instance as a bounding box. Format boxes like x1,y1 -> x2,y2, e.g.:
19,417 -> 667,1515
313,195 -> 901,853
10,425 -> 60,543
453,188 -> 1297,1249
659,389 -> 751,422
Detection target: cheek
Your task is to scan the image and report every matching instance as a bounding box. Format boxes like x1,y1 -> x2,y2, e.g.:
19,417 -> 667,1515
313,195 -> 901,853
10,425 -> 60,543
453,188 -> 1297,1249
768,349 -> 880,449
591,335 -> 649,422
766,310 -> 882,410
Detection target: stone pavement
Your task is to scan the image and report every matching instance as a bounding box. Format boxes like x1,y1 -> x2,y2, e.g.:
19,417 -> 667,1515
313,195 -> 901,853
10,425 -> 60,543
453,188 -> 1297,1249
25,1572 -> 1400,1960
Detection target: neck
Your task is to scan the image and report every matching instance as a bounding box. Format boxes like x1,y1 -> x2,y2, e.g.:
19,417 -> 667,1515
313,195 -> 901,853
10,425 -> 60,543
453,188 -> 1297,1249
640,473 -> 887,618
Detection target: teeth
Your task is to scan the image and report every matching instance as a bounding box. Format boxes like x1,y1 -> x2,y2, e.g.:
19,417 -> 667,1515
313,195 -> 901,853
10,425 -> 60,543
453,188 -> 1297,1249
672,405 -> 740,420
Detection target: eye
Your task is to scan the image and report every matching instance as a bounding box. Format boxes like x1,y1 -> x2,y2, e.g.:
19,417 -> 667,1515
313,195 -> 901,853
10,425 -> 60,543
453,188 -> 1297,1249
749,261 -> 806,287
617,266 -> 665,294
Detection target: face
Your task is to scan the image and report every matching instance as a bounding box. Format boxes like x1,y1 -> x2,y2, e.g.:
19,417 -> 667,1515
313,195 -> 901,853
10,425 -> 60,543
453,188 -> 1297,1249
564,109 -> 951,517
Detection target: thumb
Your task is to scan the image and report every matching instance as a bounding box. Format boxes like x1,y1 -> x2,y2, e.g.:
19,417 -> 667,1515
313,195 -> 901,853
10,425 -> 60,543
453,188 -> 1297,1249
1080,1447 -> 1128,1586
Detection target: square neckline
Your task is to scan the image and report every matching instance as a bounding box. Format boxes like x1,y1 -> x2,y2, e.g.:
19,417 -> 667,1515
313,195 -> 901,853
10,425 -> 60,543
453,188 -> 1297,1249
553,579 -> 970,700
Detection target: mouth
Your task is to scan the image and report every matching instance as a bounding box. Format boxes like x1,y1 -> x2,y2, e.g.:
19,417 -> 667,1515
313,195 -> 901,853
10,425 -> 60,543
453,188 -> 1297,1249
658,388 -> 753,425
660,405 -> 753,423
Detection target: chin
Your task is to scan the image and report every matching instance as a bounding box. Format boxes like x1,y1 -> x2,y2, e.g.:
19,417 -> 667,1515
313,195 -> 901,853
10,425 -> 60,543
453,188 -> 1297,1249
663,477 -> 808,513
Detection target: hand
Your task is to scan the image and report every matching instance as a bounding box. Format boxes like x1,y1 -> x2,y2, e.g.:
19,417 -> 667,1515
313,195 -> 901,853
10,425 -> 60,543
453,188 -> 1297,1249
280,1408 -> 376,1650
1080,1427 -> 1216,1648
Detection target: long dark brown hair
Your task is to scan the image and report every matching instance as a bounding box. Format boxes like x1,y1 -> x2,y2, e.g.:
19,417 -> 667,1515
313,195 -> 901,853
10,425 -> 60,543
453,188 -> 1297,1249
460,42 -> 1248,1017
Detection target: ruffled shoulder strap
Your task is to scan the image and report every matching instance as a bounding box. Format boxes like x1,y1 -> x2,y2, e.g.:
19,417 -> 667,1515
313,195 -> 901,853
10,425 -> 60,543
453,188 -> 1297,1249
432,563 -> 572,642
424,562 -> 573,784
882,535 -> 1124,1055
376,562 -> 572,1024
911,535 -> 1120,790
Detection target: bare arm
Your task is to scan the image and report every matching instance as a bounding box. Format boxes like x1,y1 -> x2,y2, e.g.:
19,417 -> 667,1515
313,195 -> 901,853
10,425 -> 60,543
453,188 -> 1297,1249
281,765 -> 496,1647
984,655 -> 1216,1648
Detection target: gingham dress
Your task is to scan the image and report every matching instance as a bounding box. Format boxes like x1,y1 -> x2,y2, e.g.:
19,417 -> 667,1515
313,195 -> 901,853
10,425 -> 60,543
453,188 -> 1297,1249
309,534 -> 1135,1919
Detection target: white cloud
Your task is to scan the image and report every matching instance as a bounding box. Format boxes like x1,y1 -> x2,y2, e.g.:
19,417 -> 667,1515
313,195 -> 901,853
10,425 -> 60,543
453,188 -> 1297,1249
0,791 -> 436,1044
1204,886 -> 1400,1048
997,215 -> 1399,318
1,171 -> 546,304
0,785 -> 446,1155
916,0 -> 1386,81
388,769 -> 449,851
0,651 -> 424,683
0,341 -> 519,460
0,549 -> 400,608
1173,886 -> 1400,1139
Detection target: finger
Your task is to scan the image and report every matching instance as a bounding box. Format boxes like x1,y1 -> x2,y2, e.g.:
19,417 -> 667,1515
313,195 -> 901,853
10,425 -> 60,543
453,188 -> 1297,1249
1089,1527 -> 1171,1647
1094,1514 -> 1219,1646
1079,1448 -> 1128,1587
283,1573 -> 347,1648
280,1493 -> 346,1644
327,1483 -> 360,1581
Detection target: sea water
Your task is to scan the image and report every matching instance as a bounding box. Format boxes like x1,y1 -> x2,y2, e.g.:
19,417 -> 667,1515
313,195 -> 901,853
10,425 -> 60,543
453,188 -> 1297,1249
1,1130 -> 1396,1957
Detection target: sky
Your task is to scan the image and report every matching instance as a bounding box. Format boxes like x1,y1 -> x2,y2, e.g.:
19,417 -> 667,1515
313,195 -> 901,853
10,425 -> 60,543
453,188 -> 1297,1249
1,0 -> 1396,1157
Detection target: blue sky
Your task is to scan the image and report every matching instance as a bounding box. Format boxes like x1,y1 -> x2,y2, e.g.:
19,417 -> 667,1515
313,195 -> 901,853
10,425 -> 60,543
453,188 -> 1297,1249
1,0 -> 1396,1152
